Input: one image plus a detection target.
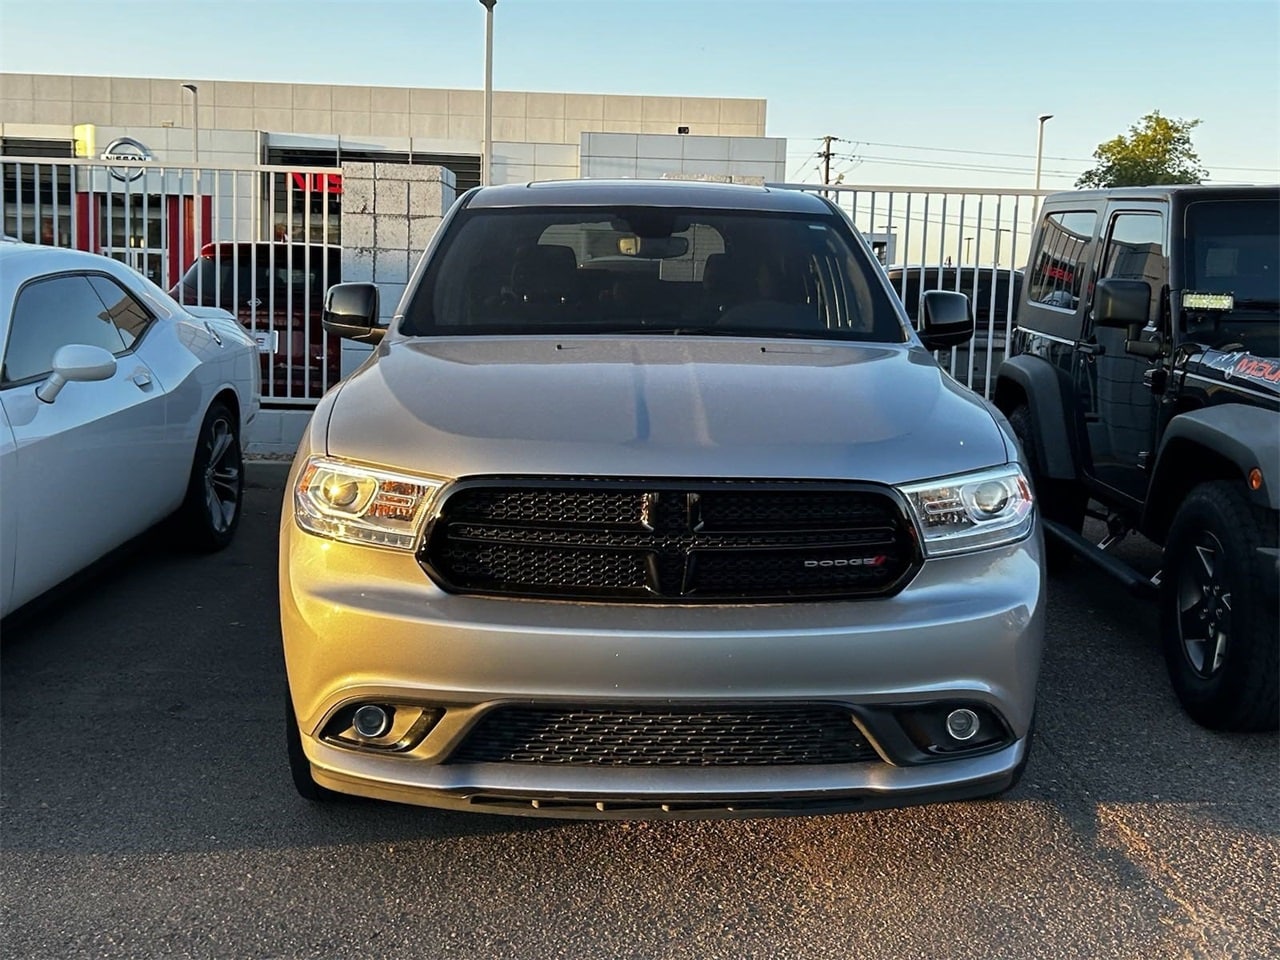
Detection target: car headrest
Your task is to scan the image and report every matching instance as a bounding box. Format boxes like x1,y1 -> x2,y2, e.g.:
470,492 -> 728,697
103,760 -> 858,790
512,244 -> 578,301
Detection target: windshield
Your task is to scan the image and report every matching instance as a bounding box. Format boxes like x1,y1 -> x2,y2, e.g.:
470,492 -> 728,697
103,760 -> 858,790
400,206 -> 907,342
1184,199 -> 1279,305
178,255 -> 230,296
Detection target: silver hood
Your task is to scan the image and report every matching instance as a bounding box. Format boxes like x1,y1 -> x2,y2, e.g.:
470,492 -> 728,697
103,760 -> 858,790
324,336 -> 1009,484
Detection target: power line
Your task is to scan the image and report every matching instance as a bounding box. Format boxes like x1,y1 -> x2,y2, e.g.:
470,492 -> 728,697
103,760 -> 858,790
797,137 -> 1278,175
788,150 -> 820,180
835,152 -> 1084,178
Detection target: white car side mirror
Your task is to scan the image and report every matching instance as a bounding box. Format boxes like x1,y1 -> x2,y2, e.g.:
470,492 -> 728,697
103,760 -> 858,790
35,344 -> 118,404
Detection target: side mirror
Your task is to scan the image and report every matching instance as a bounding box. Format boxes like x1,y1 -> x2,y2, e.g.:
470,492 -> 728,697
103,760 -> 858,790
322,283 -> 384,344
918,290 -> 974,350
35,344 -> 117,404
1093,278 -> 1150,328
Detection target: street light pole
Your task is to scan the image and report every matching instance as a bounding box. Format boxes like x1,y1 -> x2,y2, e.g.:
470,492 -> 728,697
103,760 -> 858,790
964,236 -> 974,264
480,0 -> 496,186
182,84 -> 200,164
1034,113 -> 1053,192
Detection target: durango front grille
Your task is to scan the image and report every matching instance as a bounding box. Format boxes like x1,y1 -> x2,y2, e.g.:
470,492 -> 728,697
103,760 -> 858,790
421,479 -> 919,602
446,704 -> 880,766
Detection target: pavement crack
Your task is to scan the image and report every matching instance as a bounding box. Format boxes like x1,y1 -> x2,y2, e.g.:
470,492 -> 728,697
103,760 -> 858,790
1095,804 -> 1278,960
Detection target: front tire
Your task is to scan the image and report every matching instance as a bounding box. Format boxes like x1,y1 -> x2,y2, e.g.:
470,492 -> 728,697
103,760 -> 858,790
175,400 -> 243,552
1160,481 -> 1278,731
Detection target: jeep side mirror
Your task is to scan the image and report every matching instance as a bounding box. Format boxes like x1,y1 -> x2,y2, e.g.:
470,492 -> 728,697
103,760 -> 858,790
918,290 -> 974,350
322,283 -> 384,344
1093,279 -> 1150,328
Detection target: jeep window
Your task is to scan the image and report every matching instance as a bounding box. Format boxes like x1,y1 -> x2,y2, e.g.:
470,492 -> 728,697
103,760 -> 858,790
1182,198 -> 1280,356
1184,199 -> 1279,308
1099,213 -> 1166,324
402,207 -> 906,342
1028,211 -> 1098,311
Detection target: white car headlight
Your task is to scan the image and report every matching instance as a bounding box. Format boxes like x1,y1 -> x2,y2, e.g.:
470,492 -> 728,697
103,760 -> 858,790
897,465 -> 1035,557
294,456 -> 444,550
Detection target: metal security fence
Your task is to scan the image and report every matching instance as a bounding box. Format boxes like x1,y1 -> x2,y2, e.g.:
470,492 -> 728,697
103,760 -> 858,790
772,182 -> 1050,397
4,160 -> 1052,404
2,156 -> 344,404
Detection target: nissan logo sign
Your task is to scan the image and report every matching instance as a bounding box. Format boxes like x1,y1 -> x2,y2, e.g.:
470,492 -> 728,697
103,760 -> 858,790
100,137 -> 154,182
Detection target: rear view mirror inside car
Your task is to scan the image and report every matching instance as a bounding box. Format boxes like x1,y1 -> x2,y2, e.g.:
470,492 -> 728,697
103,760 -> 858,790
616,235 -> 689,259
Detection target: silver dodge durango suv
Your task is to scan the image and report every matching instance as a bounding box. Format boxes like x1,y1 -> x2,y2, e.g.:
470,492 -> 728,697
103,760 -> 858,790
281,179 -> 1045,818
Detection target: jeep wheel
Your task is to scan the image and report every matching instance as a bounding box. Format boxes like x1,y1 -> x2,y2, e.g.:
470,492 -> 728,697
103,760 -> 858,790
1160,481 -> 1278,731
1008,405 -> 1086,570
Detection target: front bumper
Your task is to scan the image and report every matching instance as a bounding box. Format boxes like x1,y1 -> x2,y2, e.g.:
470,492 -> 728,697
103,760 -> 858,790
280,505 -> 1045,818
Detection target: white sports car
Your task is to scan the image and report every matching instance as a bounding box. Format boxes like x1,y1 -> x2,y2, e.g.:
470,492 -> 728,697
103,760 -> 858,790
0,242 -> 261,617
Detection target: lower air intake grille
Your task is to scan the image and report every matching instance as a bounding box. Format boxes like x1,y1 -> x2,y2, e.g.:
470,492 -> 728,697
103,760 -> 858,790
447,704 -> 879,766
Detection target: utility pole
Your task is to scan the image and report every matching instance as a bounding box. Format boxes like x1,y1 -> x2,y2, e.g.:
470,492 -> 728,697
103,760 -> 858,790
819,135 -> 838,185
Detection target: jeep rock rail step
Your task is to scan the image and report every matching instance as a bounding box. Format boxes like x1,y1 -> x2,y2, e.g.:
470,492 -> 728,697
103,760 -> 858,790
1041,519 -> 1161,598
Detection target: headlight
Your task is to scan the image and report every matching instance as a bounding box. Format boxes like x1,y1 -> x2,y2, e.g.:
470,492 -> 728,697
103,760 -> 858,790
294,456 -> 444,550
897,465 -> 1035,557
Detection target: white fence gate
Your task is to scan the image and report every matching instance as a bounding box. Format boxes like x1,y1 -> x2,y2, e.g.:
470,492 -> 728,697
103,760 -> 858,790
3,158 -> 1050,405
772,182 -> 1049,396
2,156 -> 344,405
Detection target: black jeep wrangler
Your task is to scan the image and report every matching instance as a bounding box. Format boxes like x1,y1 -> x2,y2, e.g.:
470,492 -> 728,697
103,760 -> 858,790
995,185 -> 1278,731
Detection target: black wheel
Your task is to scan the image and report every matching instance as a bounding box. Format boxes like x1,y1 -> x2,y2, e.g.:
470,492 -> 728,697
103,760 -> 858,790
1008,404 -> 1086,571
1160,481 -> 1278,732
286,687 -> 335,802
175,400 -> 243,552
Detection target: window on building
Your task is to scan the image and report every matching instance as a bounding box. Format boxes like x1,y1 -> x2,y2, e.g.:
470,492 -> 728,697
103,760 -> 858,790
1,160 -> 74,245
0,138 -> 75,158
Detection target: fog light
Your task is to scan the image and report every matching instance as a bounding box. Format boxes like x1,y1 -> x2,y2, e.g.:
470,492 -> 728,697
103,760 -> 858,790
945,708 -> 980,741
352,704 -> 393,739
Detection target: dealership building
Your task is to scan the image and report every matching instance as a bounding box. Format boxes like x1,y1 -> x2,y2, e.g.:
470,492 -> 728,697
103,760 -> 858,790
1,73 -> 786,274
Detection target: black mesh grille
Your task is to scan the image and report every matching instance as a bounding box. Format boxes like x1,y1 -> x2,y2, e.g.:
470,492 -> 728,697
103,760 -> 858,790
423,479 -> 919,603
448,704 -> 879,766
446,489 -> 641,526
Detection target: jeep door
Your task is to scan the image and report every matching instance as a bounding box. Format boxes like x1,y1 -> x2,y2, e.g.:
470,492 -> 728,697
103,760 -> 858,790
1017,206 -> 1102,467
1074,206 -> 1168,503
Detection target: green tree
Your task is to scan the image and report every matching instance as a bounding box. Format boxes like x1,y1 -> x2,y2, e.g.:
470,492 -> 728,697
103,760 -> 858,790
1076,111 -> 1207,188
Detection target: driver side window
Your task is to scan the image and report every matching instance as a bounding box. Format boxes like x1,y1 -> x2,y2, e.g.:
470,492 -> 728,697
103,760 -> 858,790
3,275 -> 127,385
1098,212 -> 1167,324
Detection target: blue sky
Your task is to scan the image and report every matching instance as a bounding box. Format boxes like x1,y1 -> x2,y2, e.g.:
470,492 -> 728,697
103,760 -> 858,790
1,0 -> 1276,189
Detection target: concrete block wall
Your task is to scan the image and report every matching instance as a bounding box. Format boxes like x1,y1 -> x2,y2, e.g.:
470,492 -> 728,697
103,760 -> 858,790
246,161 -> 455,457
338,161 -> 456,377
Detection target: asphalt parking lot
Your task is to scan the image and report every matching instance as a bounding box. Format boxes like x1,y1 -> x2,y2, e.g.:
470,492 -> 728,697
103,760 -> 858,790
2,466 -> 1277,960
